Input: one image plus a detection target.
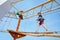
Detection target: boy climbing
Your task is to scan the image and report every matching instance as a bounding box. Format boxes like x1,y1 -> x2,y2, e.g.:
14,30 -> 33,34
36,12 -> 48,32
16,11 -> 23,32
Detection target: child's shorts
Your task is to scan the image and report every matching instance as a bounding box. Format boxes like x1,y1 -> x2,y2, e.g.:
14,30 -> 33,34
39,20 -> 44,25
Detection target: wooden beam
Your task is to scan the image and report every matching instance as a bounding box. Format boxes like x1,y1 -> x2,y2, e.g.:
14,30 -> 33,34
24,0 -> 53,13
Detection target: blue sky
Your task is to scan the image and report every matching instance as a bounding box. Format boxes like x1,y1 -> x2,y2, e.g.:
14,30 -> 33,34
0,0 -> 60,40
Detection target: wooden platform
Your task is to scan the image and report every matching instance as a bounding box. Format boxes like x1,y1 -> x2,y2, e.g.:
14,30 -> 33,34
8,30 -> 59,35
8,30 -> 60,39
8,30 -> 26,39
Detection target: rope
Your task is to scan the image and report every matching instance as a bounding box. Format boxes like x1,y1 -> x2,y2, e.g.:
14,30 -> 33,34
0,30 -> 8,33
50,1 -> 53,9
10,0 -> 23,4
54,0 -> 60,6
24,0 -> 51,13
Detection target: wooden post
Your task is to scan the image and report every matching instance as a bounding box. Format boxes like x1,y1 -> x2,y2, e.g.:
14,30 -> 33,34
14,38 -> 16,40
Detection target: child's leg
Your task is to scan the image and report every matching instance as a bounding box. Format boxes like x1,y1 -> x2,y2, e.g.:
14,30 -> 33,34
42,24 -> 48,31
35,24 -> 40,32
35,21 -> 41,32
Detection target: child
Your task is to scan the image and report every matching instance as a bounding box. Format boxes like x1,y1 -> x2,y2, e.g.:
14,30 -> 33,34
16,11 -> 23,32
36,12 -> 48,32
16,11 -> 23,19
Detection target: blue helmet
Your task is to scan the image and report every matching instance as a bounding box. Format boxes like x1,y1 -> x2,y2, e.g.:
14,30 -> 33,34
39,15 -> 42,17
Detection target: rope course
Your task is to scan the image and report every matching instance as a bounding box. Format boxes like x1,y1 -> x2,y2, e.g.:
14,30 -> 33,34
4,0 -> 60,19
0,0 -> 60,40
